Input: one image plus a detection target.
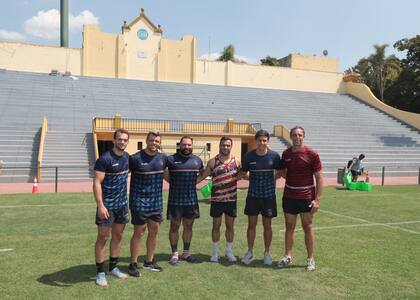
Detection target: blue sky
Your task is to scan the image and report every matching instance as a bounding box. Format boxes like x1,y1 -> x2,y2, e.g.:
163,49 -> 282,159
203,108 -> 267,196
1,0 -> 419,71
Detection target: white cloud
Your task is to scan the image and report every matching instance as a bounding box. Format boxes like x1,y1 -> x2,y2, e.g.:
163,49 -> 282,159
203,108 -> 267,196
199,52 -> 258,64
0,29 -> 26,41
24,9 -> 99,40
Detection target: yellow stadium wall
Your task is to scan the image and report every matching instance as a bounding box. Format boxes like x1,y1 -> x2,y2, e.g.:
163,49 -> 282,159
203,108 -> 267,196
279,54 -> 338,73
157,36 -> 197,83
0,41 -> 81,75
196,60 -> 343,93
343,82 -> 420,130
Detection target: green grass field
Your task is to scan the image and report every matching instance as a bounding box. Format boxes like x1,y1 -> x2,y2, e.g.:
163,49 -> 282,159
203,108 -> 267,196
1,186 -> 420,299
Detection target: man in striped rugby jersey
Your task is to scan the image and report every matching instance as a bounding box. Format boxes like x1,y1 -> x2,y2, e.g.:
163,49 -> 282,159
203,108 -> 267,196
278,126 -> 323,271
93,128 -> 130,287
198,136 -> 240,263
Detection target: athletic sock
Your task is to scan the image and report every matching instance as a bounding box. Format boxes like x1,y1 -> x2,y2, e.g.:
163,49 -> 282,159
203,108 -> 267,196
96,261 -> 105,274
183,242 -> 191,252
109,256 -> 119,271
171,243 -> 178,253
226,242 -> 233,253
213,241 -> 219,253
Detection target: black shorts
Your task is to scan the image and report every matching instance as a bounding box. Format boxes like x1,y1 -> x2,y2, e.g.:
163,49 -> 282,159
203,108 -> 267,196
210,201 -> 237,218
244,196 -> 277,218
282,198 -> 313,215
96,205 -> 129,227
351,170 -> 361,177
131,210 -> 163,225
167,204 -> 200,220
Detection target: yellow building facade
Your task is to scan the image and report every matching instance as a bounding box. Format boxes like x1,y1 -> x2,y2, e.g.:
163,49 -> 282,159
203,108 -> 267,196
0,8 -> 342,93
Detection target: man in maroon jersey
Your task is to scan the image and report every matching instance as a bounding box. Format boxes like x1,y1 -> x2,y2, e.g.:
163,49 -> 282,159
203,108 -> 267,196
278,126 -> 323,271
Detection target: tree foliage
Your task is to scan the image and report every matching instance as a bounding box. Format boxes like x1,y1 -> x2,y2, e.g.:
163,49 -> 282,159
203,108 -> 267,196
218,45 -> 236,62
260,56 -> 279,66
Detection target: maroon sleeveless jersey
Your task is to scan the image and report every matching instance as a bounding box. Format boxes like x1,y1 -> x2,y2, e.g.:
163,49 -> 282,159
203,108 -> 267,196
210,155 -> 239,202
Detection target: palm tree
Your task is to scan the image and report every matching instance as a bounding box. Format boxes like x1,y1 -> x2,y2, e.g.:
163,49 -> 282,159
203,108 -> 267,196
353,44 -> 401,101
218,45 -> 235,62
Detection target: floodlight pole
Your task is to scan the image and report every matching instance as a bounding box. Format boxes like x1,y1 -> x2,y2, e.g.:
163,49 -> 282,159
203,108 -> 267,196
60,0 -> 69,47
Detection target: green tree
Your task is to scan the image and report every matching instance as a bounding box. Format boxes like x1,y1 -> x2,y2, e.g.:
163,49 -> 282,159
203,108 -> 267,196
385,36 -> 420,113
218,44 -> 235,62
260,56 -> 279,66
352,44 -> 401,102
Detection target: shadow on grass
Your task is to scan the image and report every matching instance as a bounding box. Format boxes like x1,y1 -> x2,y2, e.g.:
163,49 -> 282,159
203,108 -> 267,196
37,264 -> 95,287
335,187 -> 348,191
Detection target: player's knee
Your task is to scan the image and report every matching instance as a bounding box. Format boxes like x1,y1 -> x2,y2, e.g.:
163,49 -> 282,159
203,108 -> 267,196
285,221 -> 296,231
97,232 -> 110,242
302,222 -> 312,233
112,231 -> 124,241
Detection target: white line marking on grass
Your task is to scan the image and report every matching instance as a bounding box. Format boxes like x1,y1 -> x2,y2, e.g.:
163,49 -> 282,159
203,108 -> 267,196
307,220 -> 420,232
0,203 -> 94,209
319,209 -> 420,236
0,248 -> 14,252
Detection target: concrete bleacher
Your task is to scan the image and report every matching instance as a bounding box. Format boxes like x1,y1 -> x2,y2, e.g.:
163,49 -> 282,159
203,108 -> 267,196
0,70 -> 419,183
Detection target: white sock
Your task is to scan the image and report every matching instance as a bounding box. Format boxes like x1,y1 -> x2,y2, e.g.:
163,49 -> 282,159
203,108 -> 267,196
213,242 -> 219,254
226,242 -> 233,253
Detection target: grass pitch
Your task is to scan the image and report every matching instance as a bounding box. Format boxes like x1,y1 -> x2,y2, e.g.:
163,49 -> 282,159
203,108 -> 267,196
1,186 -> 420,299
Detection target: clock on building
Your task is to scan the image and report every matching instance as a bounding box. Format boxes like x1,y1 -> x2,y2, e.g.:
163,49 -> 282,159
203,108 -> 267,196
137,29 -> 149,40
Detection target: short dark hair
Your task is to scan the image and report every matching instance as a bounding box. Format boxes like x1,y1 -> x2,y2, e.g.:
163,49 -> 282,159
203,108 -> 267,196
290,126 -> 305,138
359,154 -> 365,160
146,130 -> 160,141
219,136 -> 233,145
114,128 -> 129,139
255,129 -> 270,140
180,135 -> 193,144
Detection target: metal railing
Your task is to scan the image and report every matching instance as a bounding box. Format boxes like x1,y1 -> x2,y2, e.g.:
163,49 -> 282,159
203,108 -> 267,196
93,116 -> 261,135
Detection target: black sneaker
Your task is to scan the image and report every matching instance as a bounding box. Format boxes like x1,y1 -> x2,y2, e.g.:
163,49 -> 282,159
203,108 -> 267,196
128,263 -> 140,277
143,260 -> 163,272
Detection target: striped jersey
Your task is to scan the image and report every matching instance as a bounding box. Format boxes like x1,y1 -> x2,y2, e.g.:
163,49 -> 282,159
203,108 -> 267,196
281,145 -> 322,200
210,155 -> 239,202
94,150 -> 129,210
167,153 -> 203,206
242,149 -> 282,199
129,150 -> 167,212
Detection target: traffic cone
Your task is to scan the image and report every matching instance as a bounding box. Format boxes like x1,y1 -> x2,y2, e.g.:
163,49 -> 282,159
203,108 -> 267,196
32,178 -> 39,193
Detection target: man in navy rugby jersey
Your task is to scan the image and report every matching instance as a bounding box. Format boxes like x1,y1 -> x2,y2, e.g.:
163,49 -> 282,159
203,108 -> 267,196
241,129 -> 282,266
278,126 -> 323,272
93,128 -> 130,287
166,136 -> 203,265
128,131 -> 167,276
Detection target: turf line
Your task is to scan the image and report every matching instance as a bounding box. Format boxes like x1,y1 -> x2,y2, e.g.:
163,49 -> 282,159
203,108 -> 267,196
0,203 -> 94,209
319,209 -> 420,235
0,248 -> 14,252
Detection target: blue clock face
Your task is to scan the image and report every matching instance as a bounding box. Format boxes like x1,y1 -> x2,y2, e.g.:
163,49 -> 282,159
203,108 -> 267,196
137,29 -> 148,40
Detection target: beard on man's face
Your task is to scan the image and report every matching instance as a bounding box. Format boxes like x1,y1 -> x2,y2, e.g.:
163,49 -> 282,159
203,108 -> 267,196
181,148 -> 192,155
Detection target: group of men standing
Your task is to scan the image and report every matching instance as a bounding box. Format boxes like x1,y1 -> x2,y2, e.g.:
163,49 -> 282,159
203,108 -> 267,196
93,127 -> 323,287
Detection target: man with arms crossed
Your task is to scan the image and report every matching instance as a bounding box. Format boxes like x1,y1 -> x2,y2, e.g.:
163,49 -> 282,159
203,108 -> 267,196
128,131 -> 167,276
278,126 -> 323,271
241,129 -> 282,266
166,136 -> 203,265
93,128 -> 130,287
198,137 -> 240,263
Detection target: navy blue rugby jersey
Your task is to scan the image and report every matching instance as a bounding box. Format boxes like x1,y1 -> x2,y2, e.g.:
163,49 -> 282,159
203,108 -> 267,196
94,150 -> 129,209
129,150 -> 167,212
242,149 -> 281,199
167,153 -> 203,206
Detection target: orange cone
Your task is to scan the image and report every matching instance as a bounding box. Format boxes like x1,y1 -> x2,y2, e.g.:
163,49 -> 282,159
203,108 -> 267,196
32,178 -> 39,193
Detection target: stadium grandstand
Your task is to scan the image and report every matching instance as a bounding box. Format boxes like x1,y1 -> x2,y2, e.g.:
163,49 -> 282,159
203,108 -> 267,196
0,6 -> 419,185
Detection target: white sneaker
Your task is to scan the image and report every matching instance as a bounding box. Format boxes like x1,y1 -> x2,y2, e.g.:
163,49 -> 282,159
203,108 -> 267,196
263,251 -> 272,266
306,258 -> 316,271
210,252 -> 219,263
225,251 -> 237,262
109,267 -> 128,279
278,255 -> 292,269
95,272 -> 108,287
241,251 -> 254,265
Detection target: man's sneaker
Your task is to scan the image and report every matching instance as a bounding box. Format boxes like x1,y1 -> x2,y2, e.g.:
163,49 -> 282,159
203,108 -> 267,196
128,263 -> 140,277
181,254 -> 197,263
210,253 -> 219,263
143,260 -> 163,272
109,267 -> 128,279
306,258 -> 316,271
241,251 -> 254,265
225,251 -> 237,262
263,251 -> 273,266
278,255 -> 292,269
169,253 -> 179,265
95,272 -> 108,287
